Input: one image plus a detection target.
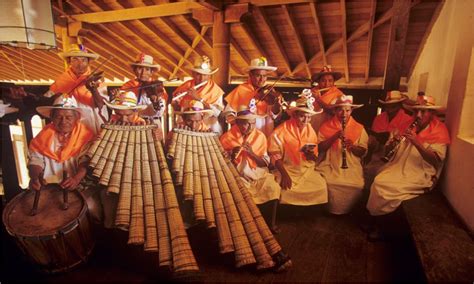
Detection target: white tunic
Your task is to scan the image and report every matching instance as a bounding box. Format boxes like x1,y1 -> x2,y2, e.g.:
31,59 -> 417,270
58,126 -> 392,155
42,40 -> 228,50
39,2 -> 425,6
224,103 -> 278,137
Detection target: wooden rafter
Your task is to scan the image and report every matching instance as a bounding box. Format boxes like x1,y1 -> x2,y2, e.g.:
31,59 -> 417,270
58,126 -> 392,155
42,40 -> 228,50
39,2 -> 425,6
0,49 -> 30,80
1,47 -> 62,79
282,5 -> 310,78
253,6 -> 292,74
171,26 -> 209,78
0,59 -> 30,80
250,0 -> 313,6
230,37 -> 250,65
365,0 -> 377,82
340,0 -> 349,82
3,47 -> 63,75
239,22 -> 270,61
309,2 -> 327,66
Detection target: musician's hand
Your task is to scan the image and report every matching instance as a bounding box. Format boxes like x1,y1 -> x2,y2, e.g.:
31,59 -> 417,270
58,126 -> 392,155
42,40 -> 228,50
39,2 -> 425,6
85,78 -> 100,92
280,172 -> 292,190
231,146 -> 241,161
110,88 -> 120,99
405,131 -> 418,145
344,139 -> 354,150
29,178 -> 42,191
187,88 -> 200,101
242,142 -> 254,155
60,176 -> 80,191
311,87 -> 321,100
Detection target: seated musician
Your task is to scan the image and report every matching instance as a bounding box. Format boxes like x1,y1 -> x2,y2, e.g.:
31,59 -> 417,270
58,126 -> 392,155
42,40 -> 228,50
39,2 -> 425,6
173,100 -> 213,132
172,56 -> 224,134
268,92 -> 328,206
105,91 -> 147,124
366,95 -> 450,240
44,44 -> 109,135
120,53 -> 168,122
30,95 -> 100,221
316,95 -> 368,215
365,91 -> 412,178
224,57 -> 282,136
220,100 -> 281,233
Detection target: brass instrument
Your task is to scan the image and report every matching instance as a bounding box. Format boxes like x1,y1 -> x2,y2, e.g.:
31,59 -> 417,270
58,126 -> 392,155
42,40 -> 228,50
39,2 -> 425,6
340,116 -> 349,169
381,117 -> 420,163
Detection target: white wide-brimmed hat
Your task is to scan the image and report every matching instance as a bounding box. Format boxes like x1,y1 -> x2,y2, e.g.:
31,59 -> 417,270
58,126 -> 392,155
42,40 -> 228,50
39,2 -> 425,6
190,55 -> 218,75
407,95 -> 444,110
235,99 -> 266,120
287,89 -> 323,116
247,57 -> 277,72
311,65 -> 342,84
379,90 -> 408,104
0,100 -> 19,118
328,94 -> 363,109
104,91 -> 148,111
58,44 -> 99,61
36,95 -> 90,118
130,53 -> 161,70
175,100 -> 213,116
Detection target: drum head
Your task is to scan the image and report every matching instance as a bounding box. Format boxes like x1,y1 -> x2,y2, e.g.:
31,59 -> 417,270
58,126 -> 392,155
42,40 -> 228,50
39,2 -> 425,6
3,184 -> 85,237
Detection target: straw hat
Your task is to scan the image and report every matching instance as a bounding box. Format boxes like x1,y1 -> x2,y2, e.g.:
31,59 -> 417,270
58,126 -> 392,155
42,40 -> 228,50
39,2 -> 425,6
247,57 -> 277,72
36,95 -> 90,119
104,91 -> 147,111
407,95 -> 444,110
235,99 -> 266,120
0,100 -> 18,118
287,89 -> 323,116
130,53 -> 161,70
378,90 -> 408,104
58,44 -> 99,61
190,55 -> 218,75
175,100 -> 213,116
328,94 -> 363,109
311,65 -> 342,83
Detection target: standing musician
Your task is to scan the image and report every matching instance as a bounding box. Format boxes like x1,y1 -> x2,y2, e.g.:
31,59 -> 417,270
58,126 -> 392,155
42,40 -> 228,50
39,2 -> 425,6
120,53 -> 168,121
317,95 -> 368,215
30,95 -> 101,221
268,92 -> 328,206
220,102 -> 281,233
224,57 -> 283,136
365,95 -> 450,240
44,44 -> 109,135
172,56 -> 224,134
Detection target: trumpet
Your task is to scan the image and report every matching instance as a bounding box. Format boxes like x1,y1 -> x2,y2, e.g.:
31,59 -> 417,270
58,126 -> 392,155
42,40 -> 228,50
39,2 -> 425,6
381,117 -> 420,163
340,116 -> 349,169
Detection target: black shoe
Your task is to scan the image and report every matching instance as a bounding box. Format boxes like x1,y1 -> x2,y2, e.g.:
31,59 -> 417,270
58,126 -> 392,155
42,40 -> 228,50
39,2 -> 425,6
272,251 -> 292,273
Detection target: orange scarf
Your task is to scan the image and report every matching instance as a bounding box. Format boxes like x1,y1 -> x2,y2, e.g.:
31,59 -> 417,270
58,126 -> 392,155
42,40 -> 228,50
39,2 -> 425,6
371,109 -> 412,134
417,117 -> 450,145
29,122 -> 94,163
173,79 -> 223,107
319,86 -> 344,105
121,79 -> 169,102
225,80 -> 268,115
319,116 -> 364,149
273,119 -> 318,165
220,125 -> 267,169
50,67 -> 96,107
176,121 -> 209,131
110,113 -> 145,124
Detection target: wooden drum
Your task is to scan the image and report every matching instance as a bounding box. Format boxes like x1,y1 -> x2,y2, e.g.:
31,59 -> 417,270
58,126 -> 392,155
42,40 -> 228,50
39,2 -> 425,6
2,184 -> 95,273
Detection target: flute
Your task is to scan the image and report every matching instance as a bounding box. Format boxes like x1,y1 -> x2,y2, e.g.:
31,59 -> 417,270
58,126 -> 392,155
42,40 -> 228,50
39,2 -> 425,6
172,80 -> 208,102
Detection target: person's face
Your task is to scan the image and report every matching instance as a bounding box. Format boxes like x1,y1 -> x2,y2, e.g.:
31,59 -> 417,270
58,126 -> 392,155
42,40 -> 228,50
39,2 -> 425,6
183,113 -> 204,131
249,69 -> 268,88
318,74 -> 335,89
52,109 -> 80,134
236,118 -> 256,136
293,111 -> 312,129
384,103 -> 402,116
335,106 -> 352,122
134,66 -> 154,82
415,109 -> 435,129
115,109 -> 137,122
69,56 -> 90,75
193,71 -> 211,85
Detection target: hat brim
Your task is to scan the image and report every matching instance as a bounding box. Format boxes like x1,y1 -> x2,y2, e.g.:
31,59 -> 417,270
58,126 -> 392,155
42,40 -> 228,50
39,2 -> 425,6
406,105 -> 444,111
312,72 -> 343,82
190,67 -> 219,75
379,98 -> 407,104
131,63 -> 161,70
287,107 -> 323,116
175,109 -> 213,119
58,52 -> 99,61
328,103 -> 364,109
235,113 -> 266,120
247,66 -> 277,72
36,106 -> 90,119
0,107 -> 19,117
104,100 -> 148,111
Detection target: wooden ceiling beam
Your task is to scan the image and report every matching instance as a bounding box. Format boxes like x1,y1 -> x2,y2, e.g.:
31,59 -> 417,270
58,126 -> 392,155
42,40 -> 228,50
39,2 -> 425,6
1,47 -> 63,78
309,2 -> 327,66
365,0 -> 376,83
0,69 -> 17,81
0,49 -> 31,80
383,0 -> 411,90
79,42 -> 131,80
340,0 -> 350,82
239,22 -> 270,62
253,6 -> 292,74
171,26 -> 209,78
0,56 -> 49,81
230,37 -> 250,65
182,15 -> 213,49
250,0 -> 313,6
282,5 -> 310,78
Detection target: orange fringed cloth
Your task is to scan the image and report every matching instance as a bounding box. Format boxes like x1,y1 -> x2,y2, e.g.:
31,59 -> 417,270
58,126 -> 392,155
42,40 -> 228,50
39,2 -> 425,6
50,67 -> 100,107
173,79 -> 223,107
225,80 -> 268,115
121,79 -> 169,102
319,116 -> 364,149
371,109 -> 412,134
416,117 -> 451,145
220,125 -> 267,169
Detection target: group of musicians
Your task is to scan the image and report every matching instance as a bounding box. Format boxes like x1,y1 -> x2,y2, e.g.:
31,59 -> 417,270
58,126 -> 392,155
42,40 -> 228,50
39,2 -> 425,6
26,42 -> 450,261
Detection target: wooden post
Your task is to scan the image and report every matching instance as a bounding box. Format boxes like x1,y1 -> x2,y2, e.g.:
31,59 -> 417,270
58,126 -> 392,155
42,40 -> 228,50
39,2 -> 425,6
212,11 -> 230,88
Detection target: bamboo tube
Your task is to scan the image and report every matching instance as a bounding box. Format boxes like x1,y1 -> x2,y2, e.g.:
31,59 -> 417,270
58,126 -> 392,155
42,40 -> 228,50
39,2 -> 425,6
89,126 -> 113,167
210,137 -> 274,269
175,133 -> 188,186
196,135 -> 215,228
204,136 -> 256,267
86,121 -> 113,159
171,131 -> 184,176
141,129 -> 158,251
115,129 -> 135,229
155,138 -> 199,273
129,129 -> 145,245
166,128 -> 179,160
93,128 -> 119,178
191,135 -> 204,220
182,133 -> 194,201
107,129 -> 130,194
97,128 -> 123,184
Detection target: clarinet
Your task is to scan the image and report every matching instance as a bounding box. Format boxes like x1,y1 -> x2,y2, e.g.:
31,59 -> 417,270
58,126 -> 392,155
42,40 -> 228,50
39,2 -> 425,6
381,117 -> 420,163
341,116 -> 349,169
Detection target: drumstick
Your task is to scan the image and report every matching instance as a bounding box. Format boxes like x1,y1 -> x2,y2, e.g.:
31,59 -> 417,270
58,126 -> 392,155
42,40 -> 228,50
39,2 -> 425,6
62,169 -> 69,210
30,171 -> 45,216
171,80 -> 208,101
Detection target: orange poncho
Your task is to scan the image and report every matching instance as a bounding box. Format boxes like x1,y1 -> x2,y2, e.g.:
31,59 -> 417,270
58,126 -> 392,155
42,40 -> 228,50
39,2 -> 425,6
319,116 -> 364,149
121,78 -> 169,102
270,118 -> 318,165
225,80 -> 268,115
29,122 -> 94,163
371,109 -> 412,134
416,117 -> 450,145
173,79 -> 223,108
220,125 -> 267,169
110,113 -> 146,124
50,67 -> 99,107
